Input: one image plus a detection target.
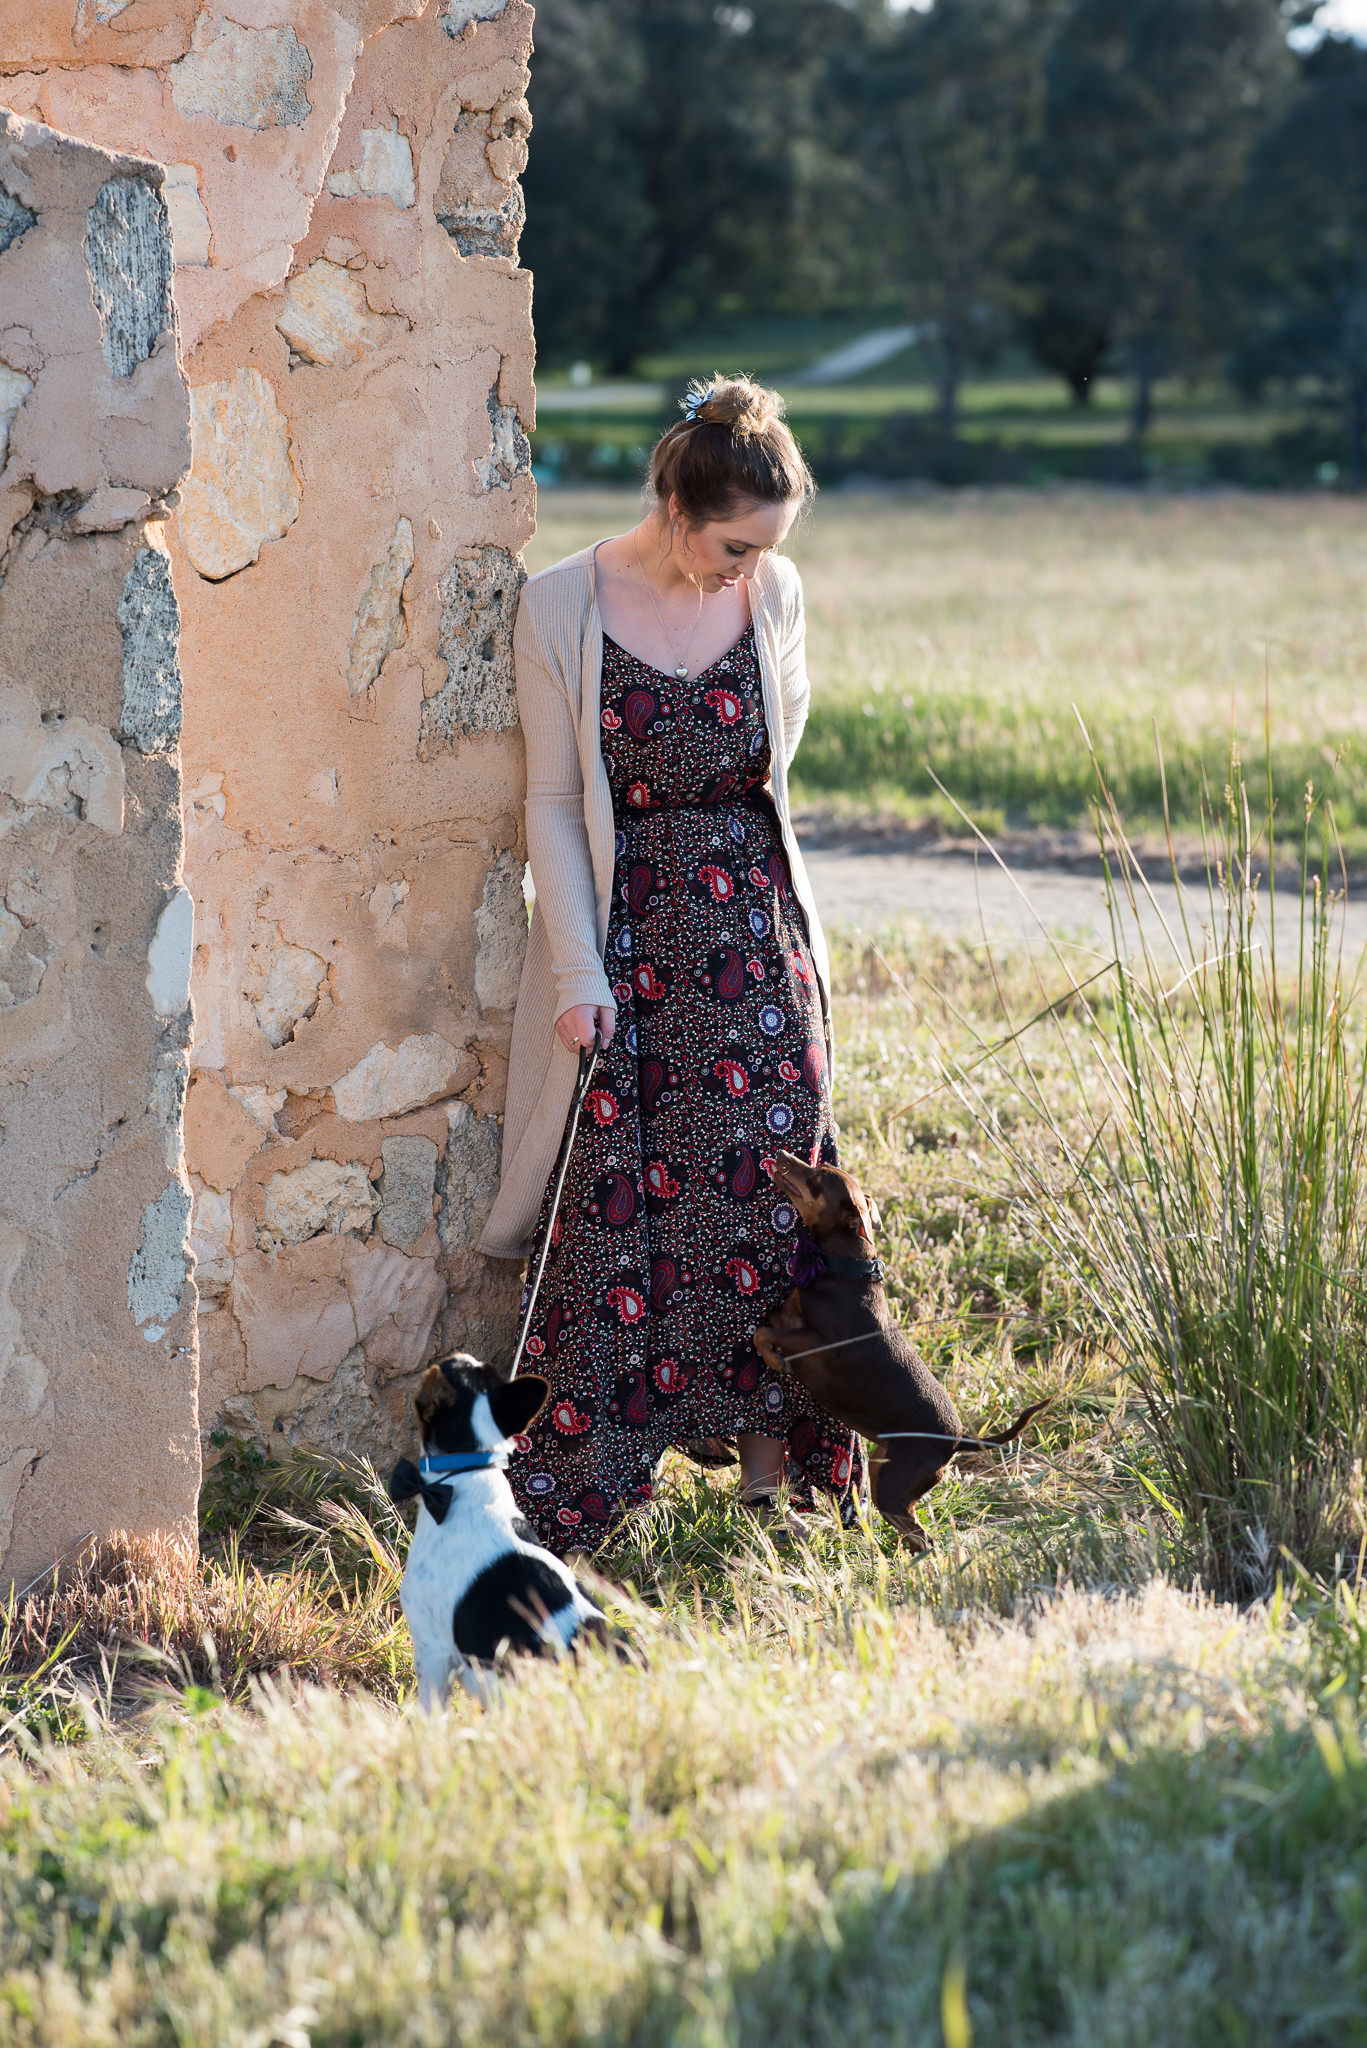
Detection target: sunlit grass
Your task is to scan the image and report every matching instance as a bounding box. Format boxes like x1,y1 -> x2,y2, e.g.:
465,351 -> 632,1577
5,1561 -> 1367,2046
527,489 -> 1367,856
12,656 -> 1367,2033
6,879 -> 1367,2036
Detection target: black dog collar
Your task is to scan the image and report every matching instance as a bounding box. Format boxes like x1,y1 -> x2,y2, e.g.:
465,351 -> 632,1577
818,1250 -> 886,1283
791,1232 -> 886,1286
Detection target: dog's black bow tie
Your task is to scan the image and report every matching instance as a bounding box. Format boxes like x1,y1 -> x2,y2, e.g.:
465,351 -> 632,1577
389,1458 -> 454,1526
390,1450 -> 509,1525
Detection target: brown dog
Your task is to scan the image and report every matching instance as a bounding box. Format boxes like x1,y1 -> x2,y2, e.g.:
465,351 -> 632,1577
753,1152 -> 1047,1552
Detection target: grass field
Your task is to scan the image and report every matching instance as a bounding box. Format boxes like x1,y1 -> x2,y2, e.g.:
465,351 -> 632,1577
5,493 -> 1367,2041
7,906 -> 1367,2043
527,488 -> 1367,859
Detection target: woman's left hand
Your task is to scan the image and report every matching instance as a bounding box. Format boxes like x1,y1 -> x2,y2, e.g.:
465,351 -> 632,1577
555,1002 -> 616,1054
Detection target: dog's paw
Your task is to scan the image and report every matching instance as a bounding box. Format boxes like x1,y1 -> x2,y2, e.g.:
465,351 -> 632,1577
882,1510 -> 933,1557
753,1328 -> 789,1375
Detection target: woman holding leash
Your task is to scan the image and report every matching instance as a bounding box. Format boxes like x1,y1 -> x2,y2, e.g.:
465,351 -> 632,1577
479,376 -> 863,1550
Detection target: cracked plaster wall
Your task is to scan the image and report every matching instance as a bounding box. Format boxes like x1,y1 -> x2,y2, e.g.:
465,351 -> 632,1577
0,110 -> 197,1589
2,0 -> 536,1496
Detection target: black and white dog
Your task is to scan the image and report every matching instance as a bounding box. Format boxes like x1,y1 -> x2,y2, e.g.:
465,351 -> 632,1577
389,1354 -> 610,1707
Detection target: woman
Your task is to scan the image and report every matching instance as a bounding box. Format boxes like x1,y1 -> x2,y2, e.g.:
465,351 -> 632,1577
479,376 -> 864,1550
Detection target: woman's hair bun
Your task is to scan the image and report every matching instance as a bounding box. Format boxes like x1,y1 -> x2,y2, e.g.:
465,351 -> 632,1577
653,372 -> 813,523
682,375 -> 781,437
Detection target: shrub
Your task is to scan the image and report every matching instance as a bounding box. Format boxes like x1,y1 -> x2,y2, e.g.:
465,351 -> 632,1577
976,743 -> 1367,1591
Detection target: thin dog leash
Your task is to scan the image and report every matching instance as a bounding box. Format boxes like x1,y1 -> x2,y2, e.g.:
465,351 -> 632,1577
506,1059 -> 1043,1460
508,1028 -> 601,1380
763,1327 -> 1045,1452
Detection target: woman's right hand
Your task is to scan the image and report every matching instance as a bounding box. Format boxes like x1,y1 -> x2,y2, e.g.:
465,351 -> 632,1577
556,1002 -> 616,1054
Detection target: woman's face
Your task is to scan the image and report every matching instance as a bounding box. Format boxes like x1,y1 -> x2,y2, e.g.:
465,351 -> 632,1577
669,493 -> 798,593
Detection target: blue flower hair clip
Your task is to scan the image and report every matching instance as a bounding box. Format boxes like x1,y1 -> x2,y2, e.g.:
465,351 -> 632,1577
681,383 -> 715,422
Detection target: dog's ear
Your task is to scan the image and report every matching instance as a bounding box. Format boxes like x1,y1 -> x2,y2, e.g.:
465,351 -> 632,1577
414,1363 -> 458,1435
858,1190 -> 882,1237
490,1374 -> 549,1439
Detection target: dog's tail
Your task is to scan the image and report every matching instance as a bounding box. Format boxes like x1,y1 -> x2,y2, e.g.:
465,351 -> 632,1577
878,1397 -> 1053,1455
965,1396 -> 1052,1450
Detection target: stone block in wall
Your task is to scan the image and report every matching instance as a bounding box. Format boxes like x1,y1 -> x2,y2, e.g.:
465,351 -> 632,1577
422,544 -> 525,751
179,371 -> 303,581
117,540 -> 183,753
378,1135 -> 439,1249
439,1101 -> 501,1253
475,849 -> 527,1012
0,111 -> 195,1590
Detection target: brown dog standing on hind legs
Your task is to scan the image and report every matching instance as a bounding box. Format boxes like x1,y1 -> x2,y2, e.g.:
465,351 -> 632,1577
753,1151 -> 1048,1553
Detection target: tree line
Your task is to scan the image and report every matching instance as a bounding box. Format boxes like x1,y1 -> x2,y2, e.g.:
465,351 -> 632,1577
522,0 -> 1367,479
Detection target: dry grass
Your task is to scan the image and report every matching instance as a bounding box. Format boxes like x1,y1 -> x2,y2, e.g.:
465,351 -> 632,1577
3,1570 -> 1366,2046
5,915 -> 1362,2043
528,488 -> 1367,849
1,1506 -> 412,1734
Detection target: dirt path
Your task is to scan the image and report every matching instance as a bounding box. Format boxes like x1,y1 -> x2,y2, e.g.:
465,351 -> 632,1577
803,846 -> 1367,965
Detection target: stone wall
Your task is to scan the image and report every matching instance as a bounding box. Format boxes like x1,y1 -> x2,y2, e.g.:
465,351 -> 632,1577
0,0 -> 536,1564
0,109 -> 196,1587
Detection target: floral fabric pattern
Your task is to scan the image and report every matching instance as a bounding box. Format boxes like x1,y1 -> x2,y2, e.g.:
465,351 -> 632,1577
509,624 -> 865,1551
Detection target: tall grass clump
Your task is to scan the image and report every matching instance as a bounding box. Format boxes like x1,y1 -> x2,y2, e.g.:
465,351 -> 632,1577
973,744 -> 1367,1593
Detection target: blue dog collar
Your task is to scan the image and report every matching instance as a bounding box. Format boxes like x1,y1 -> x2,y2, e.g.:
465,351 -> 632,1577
419,1450 -> 508,1476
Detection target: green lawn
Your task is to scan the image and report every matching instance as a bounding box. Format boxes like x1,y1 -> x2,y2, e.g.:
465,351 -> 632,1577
528,488 -> 1367,859
532,325 -> 1337,488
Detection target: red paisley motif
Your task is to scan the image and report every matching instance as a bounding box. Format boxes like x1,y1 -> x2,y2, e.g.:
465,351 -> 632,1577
716,947 -> 745,1000
606,1284 -> 645,1324
624,688 -> 658,740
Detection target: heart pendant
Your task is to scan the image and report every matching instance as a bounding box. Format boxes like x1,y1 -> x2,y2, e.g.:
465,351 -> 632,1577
675,664 -> 689,679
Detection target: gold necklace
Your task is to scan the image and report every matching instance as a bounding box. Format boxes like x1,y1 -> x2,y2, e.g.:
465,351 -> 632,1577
632,530 -> 705,680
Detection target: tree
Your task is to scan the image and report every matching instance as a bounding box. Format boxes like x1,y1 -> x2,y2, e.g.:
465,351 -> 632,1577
522,0 -> 855,373
1026,0 -> 1293,435
852,0 -> 1053,434
1228,36 -> 1367,483
519,0 -> 652,371
1021,286 -> 1111,405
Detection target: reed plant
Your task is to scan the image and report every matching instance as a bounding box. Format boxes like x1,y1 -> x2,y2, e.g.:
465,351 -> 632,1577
964,741 -> 1367,1592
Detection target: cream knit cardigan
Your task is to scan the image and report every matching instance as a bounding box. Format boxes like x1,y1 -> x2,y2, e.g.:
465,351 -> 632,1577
479,542 -> 832,1261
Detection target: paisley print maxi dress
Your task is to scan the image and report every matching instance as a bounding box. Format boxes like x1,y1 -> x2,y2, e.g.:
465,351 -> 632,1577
508,624 -> 865,1553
